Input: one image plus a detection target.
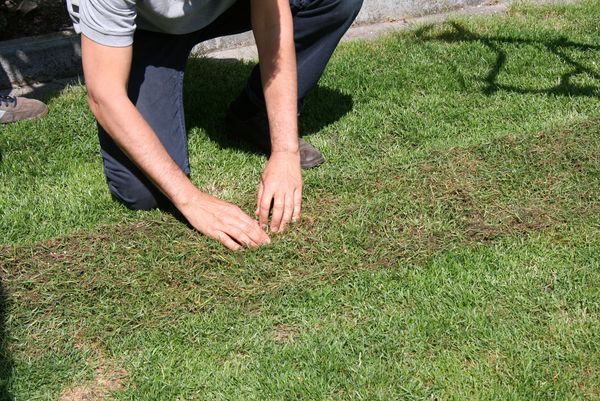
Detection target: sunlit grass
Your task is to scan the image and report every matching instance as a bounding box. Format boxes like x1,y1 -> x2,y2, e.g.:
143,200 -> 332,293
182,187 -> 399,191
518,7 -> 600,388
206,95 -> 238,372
1,1 -> 599,399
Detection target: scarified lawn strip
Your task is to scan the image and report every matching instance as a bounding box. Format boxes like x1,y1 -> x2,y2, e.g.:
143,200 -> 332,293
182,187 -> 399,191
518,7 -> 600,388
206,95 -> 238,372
2,119 -> 597,367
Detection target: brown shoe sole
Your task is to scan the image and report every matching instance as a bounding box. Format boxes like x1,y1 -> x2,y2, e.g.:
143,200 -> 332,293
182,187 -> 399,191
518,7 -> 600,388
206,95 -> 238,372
0,105 -> 48,124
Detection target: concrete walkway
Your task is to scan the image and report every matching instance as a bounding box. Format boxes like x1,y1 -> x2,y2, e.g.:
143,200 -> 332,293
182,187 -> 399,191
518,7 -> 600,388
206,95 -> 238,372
0,0 -> 575,97
207,1 -> 514,62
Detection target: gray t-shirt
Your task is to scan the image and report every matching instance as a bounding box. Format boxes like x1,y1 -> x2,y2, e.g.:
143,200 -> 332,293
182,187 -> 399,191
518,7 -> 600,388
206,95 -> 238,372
67,0 -> 238,47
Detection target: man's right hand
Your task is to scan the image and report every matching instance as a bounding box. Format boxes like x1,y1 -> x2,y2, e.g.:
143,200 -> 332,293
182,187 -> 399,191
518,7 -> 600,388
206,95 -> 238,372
177,190 -> 270,251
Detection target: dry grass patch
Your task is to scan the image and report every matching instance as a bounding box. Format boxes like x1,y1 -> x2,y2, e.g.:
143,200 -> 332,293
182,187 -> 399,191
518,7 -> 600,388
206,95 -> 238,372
59,367 -> 127,401
58,343 -> 128,401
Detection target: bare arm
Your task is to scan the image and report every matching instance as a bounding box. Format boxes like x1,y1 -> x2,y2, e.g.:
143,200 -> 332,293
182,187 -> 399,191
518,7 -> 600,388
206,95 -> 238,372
81,35 -> 269,250
251,0 -> 303,233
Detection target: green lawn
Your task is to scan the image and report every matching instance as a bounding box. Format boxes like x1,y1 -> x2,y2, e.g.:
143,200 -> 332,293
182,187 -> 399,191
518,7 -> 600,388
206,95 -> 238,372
1,1 -> 599,399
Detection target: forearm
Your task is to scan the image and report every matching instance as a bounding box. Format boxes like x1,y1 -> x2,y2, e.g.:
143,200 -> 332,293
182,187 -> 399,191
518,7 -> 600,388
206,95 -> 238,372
81,35 -> 198,210
251,0 -> 299,154
89,94 -> 197,208
250,0 -> 303,232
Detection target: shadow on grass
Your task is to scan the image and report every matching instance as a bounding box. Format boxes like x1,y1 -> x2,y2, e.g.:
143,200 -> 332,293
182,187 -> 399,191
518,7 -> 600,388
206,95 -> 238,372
415,21 -> 600,98
183,57 -> 353,154
0,278 -> 12,401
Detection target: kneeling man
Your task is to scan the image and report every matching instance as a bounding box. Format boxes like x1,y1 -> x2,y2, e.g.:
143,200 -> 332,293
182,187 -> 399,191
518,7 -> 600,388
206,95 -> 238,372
67,0 -> 362,249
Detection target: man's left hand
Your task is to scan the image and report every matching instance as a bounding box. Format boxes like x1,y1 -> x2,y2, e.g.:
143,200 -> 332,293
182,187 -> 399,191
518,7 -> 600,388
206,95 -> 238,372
256,150 -> 302,233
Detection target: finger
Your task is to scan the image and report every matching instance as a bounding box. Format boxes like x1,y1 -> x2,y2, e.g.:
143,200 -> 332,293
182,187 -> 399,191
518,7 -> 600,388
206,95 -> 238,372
215,232 -> 242,251
224,206 -> 270,245
242,219 -> 271,245
279,194 -> 294,232
228,227 -> 258,248
292,188 -> 302,223
221,212 -> 262,247
255,181 -> 264,216
270,193 -> 285,233
258,190 -> 274,228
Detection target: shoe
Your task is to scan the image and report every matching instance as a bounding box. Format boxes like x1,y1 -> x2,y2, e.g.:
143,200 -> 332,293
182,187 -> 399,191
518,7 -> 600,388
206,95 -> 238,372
0,95 -> 48,124
298,138 -> 325,169
225,107 -> 325,169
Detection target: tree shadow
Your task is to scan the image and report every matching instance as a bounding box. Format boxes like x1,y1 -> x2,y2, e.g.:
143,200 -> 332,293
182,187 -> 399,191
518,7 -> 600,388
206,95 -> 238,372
183,57 -> 353,154
0,278 -> 12,401
414,21 -> 600,98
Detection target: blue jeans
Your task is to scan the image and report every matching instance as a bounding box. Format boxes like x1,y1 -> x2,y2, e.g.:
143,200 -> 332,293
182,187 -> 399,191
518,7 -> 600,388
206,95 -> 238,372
98,0 -> 363,210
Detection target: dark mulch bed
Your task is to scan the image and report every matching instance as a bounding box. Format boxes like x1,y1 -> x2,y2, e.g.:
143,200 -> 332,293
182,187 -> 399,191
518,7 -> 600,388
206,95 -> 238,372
1,0 -> 72,41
